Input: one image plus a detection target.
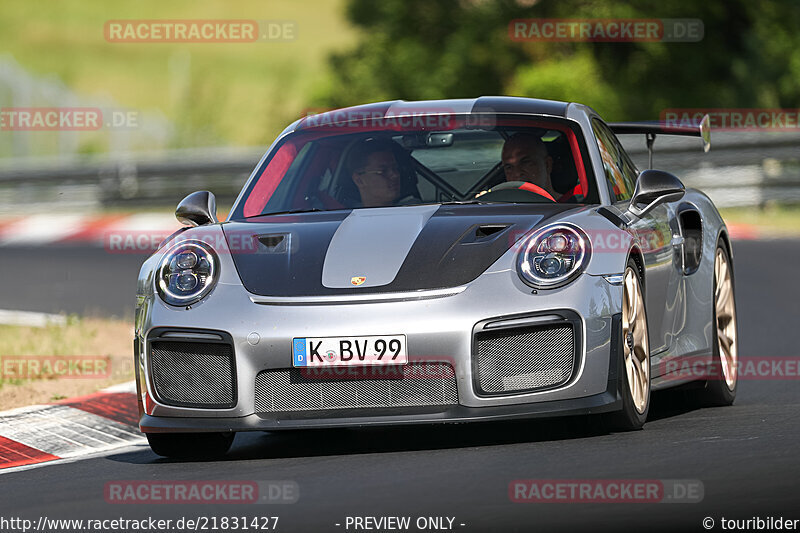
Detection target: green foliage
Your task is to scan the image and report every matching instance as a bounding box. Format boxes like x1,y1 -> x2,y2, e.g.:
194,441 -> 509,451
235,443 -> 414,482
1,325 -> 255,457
0,0 -> 356,148
2,0 -> 797,147
322,0 -> 528,105
323,0 -> 800,121
509,50 -> 623,117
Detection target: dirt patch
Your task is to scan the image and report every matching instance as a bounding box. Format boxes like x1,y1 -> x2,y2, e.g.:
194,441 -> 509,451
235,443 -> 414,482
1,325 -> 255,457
0,318 -> 134,410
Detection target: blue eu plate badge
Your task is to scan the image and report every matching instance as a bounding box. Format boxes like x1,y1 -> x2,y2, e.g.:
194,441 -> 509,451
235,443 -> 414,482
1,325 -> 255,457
293,338 -> 307,366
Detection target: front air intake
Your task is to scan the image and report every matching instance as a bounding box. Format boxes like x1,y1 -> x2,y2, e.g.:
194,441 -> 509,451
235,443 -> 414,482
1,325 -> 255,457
254,363 -> 458,413
474,323 -> 577,395
149,336 -> 236,408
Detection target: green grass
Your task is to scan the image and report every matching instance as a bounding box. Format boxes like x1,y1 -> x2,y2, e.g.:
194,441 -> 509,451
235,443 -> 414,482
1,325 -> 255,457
0,317 -> 134,409
719,205 -> 800,236
0,317 -> 132,380
0,0 -> 356,149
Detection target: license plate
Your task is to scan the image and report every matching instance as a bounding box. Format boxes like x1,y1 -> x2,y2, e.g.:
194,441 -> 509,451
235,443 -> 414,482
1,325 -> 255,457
292,335 -> 407,367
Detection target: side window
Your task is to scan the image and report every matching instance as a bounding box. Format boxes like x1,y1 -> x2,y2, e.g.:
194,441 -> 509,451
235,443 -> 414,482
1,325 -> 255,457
616,140 -> 639,198
591,118 -> 637,202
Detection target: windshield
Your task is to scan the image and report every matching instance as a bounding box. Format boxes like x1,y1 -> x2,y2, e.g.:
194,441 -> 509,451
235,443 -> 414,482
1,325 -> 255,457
231,114 -> 597,219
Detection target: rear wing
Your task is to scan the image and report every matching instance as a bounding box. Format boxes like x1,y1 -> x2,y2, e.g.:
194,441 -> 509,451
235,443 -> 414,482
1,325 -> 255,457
610,114 -> 711,169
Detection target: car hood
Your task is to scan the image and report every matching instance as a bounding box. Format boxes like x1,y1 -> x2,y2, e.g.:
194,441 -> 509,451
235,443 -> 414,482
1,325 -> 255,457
222,203 -> 581,296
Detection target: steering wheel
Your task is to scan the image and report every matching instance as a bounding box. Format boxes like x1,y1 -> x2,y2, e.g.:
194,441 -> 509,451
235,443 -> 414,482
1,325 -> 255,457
477,181 -> 556,202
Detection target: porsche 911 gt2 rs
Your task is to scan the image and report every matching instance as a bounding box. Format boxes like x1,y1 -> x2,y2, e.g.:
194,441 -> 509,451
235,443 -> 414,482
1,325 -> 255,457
134,97 -> 737,458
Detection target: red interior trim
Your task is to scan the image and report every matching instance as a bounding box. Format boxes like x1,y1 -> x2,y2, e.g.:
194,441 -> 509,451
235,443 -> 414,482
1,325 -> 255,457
243,142 -> 298,217
564,128 -> 588,198
557,184 -> 583,203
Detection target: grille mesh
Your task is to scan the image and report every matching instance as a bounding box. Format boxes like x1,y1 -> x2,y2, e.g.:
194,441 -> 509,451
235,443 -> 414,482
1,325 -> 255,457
150,341 -> 235,407
475,324 -> 575,394
254,363 -> 457,412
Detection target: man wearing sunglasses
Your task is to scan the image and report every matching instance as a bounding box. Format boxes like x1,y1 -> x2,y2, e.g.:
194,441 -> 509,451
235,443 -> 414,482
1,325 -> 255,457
348,139 -> 420,208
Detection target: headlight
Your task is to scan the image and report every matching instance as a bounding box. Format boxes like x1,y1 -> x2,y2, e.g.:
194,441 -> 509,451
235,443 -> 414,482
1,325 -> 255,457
517,223 -> 591,289
156,240 -> 218,306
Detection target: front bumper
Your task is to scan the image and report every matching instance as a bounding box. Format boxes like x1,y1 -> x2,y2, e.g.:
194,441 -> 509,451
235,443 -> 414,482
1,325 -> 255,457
140,387 -> 621,432
135,267 -> 624,433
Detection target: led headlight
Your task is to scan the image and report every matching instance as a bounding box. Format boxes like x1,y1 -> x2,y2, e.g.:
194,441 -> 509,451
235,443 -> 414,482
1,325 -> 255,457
156,240 -> 218,306
517,223 -> 591,289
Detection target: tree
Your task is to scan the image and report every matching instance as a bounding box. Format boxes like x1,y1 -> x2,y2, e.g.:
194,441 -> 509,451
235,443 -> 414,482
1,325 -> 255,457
320,0 -> 800,121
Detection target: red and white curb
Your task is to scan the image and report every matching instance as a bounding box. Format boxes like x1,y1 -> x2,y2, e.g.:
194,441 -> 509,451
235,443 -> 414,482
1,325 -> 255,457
0,309 -> 67,327
0,214 -> 178,247
0,381 -> 144,473
725,223 -> 760,241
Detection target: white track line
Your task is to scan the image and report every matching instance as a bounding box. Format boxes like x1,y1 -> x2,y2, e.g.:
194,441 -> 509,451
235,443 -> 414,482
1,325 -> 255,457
0,309 -> 66,327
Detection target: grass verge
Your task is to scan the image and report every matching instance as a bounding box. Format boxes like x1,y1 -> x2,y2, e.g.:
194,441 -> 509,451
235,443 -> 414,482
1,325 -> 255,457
719,205 -> 800,237
0,317 -> 133,410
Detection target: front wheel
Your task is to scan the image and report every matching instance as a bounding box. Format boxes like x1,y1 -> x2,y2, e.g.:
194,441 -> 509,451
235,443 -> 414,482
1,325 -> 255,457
606,260 -> 651,431
146,432 -> 235,459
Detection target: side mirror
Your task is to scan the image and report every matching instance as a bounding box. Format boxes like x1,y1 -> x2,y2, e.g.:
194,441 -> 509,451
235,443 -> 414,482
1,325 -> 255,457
627,169 -> 685,219
175,191 -> 218,226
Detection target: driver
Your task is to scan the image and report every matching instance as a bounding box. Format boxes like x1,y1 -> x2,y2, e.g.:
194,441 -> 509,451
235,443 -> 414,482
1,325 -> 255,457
500,133 -> 559,201
348,139 -> 419,207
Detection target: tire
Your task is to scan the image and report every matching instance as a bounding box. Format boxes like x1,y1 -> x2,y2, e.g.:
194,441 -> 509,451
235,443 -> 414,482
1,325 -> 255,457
146,432 -> 235,459
697,243 -> 738,406
606,258 -> 651,431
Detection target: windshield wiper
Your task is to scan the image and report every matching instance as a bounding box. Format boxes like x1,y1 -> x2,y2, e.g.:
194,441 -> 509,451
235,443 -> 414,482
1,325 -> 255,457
242,208 -> 323,219
437,200 -> 497,205
242,202 -> 496,219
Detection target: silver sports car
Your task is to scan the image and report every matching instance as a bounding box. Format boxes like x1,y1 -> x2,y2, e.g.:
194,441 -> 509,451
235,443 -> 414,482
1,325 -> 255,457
134,97 -> 738,458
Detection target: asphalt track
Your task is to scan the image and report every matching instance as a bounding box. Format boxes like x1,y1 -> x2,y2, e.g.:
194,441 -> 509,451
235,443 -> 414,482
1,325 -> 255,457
1,238 -> 799,532
0,245 -> 151,318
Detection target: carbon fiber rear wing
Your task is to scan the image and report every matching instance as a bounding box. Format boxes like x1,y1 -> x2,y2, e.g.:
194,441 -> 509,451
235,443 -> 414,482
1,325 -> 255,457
610,114 -> 711,168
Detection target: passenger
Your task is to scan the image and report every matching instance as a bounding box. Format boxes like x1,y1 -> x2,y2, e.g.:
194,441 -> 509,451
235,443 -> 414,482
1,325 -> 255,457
348,139 -> 418,207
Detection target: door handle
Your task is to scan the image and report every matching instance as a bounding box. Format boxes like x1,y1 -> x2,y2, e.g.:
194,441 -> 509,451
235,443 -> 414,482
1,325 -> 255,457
671,235 -> 685,248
